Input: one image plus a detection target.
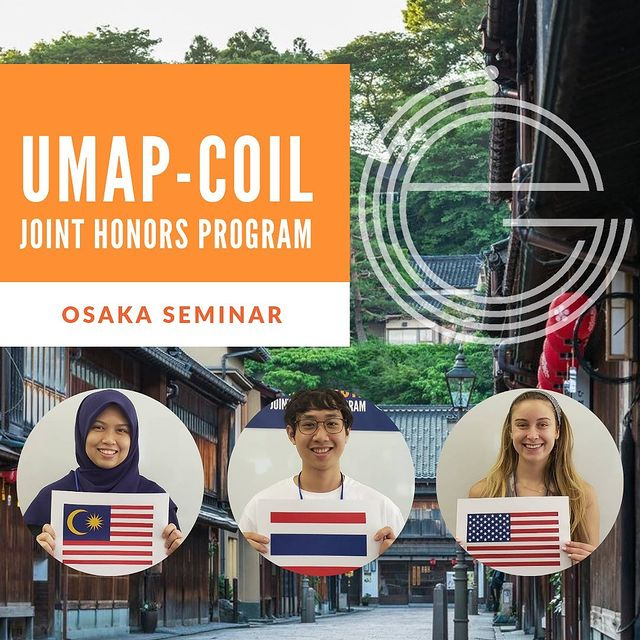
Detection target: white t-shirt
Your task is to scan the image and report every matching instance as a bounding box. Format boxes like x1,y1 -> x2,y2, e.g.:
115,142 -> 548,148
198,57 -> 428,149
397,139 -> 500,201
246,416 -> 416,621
238,475 -> 406,536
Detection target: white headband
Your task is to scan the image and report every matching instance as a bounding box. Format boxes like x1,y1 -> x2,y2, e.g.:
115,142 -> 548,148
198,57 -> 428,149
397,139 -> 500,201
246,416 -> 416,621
512,391 -> 563,425
539,392 -> 563,426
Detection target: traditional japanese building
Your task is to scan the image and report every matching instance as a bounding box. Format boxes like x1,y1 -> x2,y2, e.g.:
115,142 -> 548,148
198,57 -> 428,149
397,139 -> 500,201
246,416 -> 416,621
385,255 -> 485,345
0,347 -> 246,639
481,0 -> 640,637
179,348 -> 302,622
376,405 -> 458,604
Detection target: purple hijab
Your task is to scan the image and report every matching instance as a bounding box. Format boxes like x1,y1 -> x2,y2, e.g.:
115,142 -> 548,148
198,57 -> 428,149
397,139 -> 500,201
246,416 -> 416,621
24,389 -> 179,530
73,389 -> 142,492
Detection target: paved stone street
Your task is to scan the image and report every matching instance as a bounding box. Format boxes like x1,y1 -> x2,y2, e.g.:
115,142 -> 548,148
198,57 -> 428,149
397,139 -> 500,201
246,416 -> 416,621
117,606 -> 534,640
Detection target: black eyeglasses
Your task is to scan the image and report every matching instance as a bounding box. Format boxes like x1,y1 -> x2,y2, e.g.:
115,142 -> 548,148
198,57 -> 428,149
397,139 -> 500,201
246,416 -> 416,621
295,417 -> 345,435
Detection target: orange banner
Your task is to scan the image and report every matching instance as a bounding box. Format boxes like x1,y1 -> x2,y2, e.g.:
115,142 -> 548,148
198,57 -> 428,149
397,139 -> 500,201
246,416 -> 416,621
1,64 -> 350,282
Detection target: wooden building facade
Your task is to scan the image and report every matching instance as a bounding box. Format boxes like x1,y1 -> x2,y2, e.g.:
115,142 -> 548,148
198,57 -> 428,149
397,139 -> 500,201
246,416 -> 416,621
0,346 -> 245,639
178,348 -> 305,623
377,405 -> 458,605
481,0 -> 640,637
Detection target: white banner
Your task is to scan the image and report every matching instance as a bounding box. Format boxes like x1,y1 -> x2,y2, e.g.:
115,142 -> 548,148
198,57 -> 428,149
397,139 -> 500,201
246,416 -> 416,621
0,281 -> 350,346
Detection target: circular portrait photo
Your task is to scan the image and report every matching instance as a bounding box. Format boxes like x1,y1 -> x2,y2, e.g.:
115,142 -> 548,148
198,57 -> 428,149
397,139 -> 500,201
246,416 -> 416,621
228,389 -> 415,576
17,389 -> 204,576
436,390 -> 623,576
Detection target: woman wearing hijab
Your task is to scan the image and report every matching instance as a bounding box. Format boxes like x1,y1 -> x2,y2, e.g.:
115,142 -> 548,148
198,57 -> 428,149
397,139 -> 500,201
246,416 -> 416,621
23,389 -> 183,556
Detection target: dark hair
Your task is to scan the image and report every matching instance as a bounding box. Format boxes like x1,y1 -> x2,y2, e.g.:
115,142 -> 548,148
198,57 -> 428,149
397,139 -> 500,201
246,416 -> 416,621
284,389 -> 353,434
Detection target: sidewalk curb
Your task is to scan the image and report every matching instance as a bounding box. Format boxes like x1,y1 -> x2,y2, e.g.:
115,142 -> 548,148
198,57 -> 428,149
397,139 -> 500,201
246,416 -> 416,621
120,606 -> 368,640
463,612 -> 531,640
123,622 -> 249,640
493,630 -> 535,640
249,606 -> 369,627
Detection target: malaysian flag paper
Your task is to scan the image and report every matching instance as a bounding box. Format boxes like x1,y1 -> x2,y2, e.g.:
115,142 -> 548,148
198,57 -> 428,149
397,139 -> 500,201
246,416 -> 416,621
457,496 -> 572,576
258,499 -> 380,576
51,490 -> 169,576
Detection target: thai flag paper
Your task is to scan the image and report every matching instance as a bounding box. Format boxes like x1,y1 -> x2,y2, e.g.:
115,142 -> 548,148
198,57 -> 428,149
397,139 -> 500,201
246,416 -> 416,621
457,496 -> 572,576
258,499 -> 380,576
51,490 -> 169,576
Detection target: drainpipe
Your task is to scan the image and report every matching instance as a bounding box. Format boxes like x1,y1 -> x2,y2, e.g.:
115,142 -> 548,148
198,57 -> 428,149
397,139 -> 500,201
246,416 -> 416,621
619,418 -> 636,640
221,349 -> 261,378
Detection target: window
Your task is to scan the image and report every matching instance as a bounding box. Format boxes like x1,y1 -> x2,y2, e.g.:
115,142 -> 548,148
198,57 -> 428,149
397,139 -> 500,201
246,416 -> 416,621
402,506 -> 448,537
21,347 -> 67,430
387,329 -> 418,344
70,357 -> 126,391
419,329 -> 434,343
169,386 -> 218,492
387,328 -> 436,344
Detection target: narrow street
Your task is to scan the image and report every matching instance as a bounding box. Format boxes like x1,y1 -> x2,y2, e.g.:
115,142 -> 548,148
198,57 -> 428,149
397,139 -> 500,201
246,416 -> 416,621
122,606 -> 516,640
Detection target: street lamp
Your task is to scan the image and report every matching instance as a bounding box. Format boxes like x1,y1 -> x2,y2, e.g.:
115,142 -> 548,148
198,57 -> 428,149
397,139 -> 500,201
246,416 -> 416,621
445,346 -> 477,640
445,346 -> 477,413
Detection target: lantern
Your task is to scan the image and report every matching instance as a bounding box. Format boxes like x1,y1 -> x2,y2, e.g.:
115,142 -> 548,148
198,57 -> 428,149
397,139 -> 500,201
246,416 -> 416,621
537,356 -> 564,391
542,339 -> 580,375
546,292 -> 597,343
445,347 -> 477,410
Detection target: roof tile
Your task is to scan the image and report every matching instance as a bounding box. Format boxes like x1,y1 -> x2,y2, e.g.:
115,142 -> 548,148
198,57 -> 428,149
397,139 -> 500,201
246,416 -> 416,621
379,405 -> 455,480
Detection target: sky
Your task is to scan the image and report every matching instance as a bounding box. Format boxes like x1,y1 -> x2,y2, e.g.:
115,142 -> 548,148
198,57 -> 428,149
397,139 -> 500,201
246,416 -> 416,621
0,0 -> 408,61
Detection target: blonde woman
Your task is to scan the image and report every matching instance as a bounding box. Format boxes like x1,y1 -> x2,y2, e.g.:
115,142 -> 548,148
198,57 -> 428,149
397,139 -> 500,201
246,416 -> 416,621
469,391 -> 599,564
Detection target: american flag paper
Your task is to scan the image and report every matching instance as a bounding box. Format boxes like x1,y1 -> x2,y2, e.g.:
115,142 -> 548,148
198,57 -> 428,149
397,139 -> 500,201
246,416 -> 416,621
258,499 -> 380,576
457,496 -> 572,576
51,491 -> 169,576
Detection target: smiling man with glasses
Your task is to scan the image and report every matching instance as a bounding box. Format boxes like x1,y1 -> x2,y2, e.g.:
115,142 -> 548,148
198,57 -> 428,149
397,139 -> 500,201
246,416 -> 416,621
238,389 -> 405,557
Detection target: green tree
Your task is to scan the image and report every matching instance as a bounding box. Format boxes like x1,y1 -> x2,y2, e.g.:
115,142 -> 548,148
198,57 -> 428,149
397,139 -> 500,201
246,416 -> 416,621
405,118 -> 507,255
184,35 -> 219,64
0,26 -> 161,64
340,4 -> 506,335
0,48 -> 29,63
326,2 -> 485,149
350,150 -> 405,340
246,341 -> 493,405
185,29 -> 319,64
325,32 -> 434,137
292,37 -> 316,61
404,0 -> 485,54
223,27 -> 278,60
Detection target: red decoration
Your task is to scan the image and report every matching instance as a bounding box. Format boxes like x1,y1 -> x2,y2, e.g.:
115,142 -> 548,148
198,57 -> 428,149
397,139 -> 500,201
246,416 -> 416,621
544,322 -> 572,351
0,469 -> 17,484
546,292 -> 597,342
542,339 -> 579,374
537,352 -> 565,390
539,293 -> 595,390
